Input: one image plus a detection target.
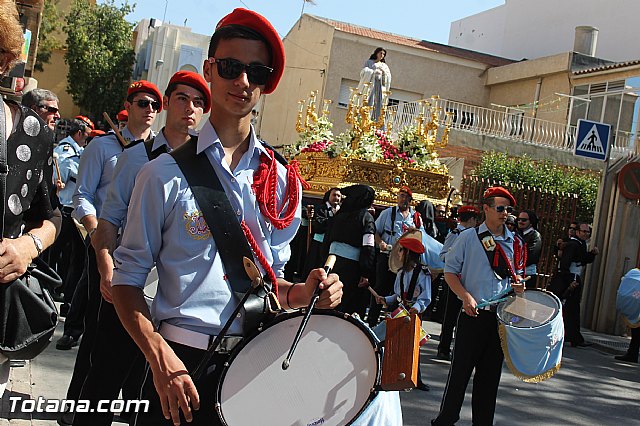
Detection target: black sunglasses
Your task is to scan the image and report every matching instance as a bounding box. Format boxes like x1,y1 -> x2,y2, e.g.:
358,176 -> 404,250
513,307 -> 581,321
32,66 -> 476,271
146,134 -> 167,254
38,104 -> 59,114
569,227 -> 577,230
493,205 -> 514,214
517,218 -> 529,222
135,99 -> 161,111
209,57 -> 273,85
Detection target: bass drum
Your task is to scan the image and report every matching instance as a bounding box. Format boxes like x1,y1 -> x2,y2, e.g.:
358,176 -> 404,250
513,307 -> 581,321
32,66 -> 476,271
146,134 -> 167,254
216,310 -> 381,426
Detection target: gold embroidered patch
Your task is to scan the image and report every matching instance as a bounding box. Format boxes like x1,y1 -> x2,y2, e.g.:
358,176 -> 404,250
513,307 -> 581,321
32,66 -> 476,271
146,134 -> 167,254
482,235 -> 496,251
184,211 -> 211,240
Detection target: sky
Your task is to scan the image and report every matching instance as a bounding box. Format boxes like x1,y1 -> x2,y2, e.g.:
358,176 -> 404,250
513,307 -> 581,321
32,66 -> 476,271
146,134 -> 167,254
102,0 -> 505,44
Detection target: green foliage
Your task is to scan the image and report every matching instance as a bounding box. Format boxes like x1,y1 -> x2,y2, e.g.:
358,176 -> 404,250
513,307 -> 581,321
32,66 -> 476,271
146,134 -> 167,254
35,0 -> 63,72
472,152 -> 600,221
64,0 -> 135,120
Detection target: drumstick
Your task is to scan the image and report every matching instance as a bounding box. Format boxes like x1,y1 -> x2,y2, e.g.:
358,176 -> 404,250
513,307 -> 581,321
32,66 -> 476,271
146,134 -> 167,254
191,274 -> 264,380
102,111 -> 129,147
282,255 -> 336,370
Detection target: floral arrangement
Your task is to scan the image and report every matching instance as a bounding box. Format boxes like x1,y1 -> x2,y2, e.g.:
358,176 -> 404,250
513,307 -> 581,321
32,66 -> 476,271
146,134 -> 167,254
290,121 -> 445,172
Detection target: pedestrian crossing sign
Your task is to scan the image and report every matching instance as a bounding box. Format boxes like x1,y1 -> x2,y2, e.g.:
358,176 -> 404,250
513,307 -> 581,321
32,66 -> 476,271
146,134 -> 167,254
575,119 -> 611,161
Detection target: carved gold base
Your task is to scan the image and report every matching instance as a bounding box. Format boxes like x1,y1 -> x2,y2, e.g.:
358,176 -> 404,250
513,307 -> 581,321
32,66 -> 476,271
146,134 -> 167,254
295,152 -> 452,206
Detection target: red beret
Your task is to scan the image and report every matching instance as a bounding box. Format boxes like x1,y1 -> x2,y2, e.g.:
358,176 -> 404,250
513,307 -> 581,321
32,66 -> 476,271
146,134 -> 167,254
116,110 -> 128,122
215,8 -> 285,94
483,186 -> 516,207
127,80 -> 163,111
75,115 -> 94,130
458,205 -> 479,215
399,186 -> 413,198
168,71 -> 211,113
399,235 -> 425,254
89,129 -> 105,138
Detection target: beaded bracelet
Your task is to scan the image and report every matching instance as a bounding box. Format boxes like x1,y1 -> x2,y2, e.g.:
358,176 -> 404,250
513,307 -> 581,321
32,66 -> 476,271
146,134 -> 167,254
286,283 -> 298,310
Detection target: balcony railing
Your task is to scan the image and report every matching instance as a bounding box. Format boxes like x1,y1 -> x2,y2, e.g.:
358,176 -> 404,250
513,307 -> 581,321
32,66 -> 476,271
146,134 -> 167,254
385,99 -> 637,159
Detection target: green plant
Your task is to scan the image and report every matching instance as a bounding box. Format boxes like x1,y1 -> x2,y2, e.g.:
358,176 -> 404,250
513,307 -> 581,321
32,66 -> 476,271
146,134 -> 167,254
472,151 -> 600,221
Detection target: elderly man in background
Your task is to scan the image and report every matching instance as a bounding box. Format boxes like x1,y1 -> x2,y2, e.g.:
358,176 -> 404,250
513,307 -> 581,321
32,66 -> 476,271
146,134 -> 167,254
21,88 -> 60,132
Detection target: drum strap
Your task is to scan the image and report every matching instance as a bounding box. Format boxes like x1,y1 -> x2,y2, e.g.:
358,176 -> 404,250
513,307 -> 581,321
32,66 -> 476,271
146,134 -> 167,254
399,267 -> 421,306
143,138 -> 168,160
477,229 -> 516,281
171,137 -> 274,334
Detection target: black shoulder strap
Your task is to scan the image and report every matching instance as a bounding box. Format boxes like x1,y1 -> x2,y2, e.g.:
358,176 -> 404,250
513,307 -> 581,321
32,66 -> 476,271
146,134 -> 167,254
0,102 -> 7,239
123,138 -> 144,150
57,141 -> 80,156
407,267 -> 421,300
170,138 -> 254,295
143,138 -> 168,161
390,206 -> 397,236
476,228 -> 510,280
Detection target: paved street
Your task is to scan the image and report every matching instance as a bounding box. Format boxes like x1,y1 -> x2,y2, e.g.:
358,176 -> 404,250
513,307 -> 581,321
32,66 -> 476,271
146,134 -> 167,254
1,318 -> 638,425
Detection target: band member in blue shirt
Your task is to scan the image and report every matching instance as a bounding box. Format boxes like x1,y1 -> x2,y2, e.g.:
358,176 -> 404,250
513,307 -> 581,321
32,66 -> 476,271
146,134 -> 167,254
432,187 -> 524,426
111,9 -> 342,425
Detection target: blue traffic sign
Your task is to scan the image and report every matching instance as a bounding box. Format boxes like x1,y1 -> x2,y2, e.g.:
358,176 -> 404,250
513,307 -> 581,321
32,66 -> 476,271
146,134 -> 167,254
575,119 -> 611,161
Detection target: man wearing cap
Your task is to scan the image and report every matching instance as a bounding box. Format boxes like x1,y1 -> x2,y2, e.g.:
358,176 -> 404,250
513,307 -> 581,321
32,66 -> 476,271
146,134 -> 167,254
67,72 -> 211,425
436,205 -> 479,360
59,80 -> 162,425
49,118 -> 90,322
368,185 -> 421,327
432,187 -> 524,426
116,109 -> 128,130
111,9 -> 342,425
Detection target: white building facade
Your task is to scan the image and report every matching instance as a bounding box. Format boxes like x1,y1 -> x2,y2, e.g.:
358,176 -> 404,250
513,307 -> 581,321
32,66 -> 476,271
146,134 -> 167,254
449,0 -> 640,62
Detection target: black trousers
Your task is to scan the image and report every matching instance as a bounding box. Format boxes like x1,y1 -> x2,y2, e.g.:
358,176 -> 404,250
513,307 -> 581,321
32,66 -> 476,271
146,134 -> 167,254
437,287 -> 462,355
60,212 -> 87,305
65,245 -> 100,401
73,301 -> 146,426
63,261 -> 87,339
134,341 -> 230,426
367,253 -> 395,327
563,289 -> 585,345
433,311 -> 504,426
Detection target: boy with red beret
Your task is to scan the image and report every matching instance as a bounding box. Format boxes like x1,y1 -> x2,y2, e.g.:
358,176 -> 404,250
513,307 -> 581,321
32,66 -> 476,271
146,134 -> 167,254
60,79 -> 162,425
432,187 -> 524,426
66,71 -> 210,425
111,9 -> 343,425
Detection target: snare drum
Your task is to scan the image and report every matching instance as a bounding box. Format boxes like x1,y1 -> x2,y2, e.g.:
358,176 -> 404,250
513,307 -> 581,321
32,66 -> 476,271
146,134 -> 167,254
216,310 -> 381,426
496,289 -> 564,383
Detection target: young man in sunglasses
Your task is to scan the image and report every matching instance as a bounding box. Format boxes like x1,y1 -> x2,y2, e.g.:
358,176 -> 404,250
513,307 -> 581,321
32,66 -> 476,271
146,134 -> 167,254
111,9 -> 343,425
61,72 -> 210,426
59,80 -> 162,425
432,187 -> 525,426
550,222 -> 598,347
21,88 -> 61,131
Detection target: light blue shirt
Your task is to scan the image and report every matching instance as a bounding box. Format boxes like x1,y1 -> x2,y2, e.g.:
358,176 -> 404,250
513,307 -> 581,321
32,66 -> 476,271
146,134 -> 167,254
54,136 -> 83,208
72,128 -> 140,220
384,267 -> 432,313
375,206 -> 421,246
100,130 -> 172,231
112,120 -> 301,336
445,222 -> 515,304
54,135 -> 83,161
439,224 -> 467,262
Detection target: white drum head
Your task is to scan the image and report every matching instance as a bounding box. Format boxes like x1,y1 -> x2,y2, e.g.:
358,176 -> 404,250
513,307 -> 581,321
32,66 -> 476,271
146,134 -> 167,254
497,289 -> 561,328
218,313 -> 379,426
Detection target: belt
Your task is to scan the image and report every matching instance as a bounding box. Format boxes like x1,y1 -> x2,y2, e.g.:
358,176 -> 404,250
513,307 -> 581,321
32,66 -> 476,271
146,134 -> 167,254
158,323 -> 242,354
478,305 -> 498,313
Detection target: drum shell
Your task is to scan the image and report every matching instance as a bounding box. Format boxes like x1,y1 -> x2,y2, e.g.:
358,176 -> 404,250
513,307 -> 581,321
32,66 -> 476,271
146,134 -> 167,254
216,310 -> 381,426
